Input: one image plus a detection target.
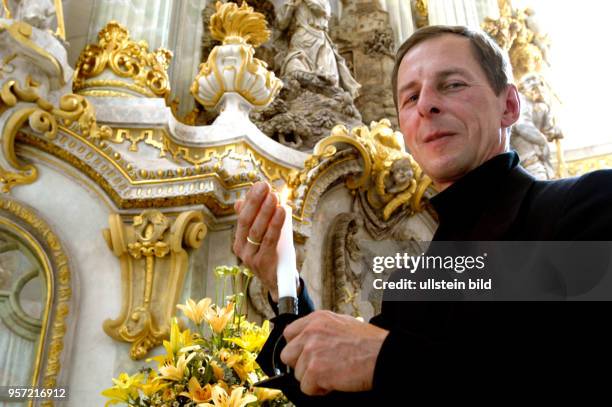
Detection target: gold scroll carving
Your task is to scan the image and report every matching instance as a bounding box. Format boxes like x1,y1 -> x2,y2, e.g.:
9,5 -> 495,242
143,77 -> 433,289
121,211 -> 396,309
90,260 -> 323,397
102,210 -> 207,359
290,119 -> 431,223
73,21 -> 172,99
0,78 -> 111,192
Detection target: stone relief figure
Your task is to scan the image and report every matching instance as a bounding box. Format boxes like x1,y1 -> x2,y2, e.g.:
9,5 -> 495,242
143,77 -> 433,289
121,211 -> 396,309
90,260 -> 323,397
0,0 -> 57,32
512,73 -> 563,180
195,0 -> 362,148
323,213 -> 368,317
277,0 -> 360,99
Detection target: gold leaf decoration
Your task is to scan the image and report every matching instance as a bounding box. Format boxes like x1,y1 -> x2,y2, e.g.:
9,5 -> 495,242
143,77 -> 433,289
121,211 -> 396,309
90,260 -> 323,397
209,1 -> 270,47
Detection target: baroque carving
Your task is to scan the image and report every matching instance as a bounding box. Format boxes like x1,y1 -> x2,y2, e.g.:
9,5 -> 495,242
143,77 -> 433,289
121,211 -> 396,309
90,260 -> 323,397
0,197 -> 73,393
16,116 -> 301,214
102,209 -> 207,359
482,0 -> 550,82
512,73 -> 563,180
323,212 -> 364,317
413,0 -> 429,28
289,119 -> 431,228
330,0 -> 397,128
483,0 -> 565,180
277,0 -> 360,99
1,0 -> 65,39
191,1 -> 282,111
250,71 -> 362,150
0,19 -> 68,89
73,21 -> 173,99
0,77 -> 110,192
566,153 -> 612,177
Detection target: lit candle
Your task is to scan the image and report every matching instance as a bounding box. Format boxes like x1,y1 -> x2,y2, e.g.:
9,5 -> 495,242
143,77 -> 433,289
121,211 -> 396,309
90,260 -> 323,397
276,187 -> 299,305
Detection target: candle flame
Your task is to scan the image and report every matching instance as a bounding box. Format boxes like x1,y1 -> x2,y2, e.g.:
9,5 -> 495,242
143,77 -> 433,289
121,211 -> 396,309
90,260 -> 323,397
279,186 -> 292,205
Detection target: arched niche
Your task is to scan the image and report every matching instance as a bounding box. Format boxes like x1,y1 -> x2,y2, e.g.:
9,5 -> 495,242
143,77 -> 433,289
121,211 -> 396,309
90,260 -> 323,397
0,197 -> 75,398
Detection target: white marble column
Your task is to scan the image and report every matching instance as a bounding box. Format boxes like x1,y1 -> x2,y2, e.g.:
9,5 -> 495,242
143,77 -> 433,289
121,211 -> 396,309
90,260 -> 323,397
379,0 -> 416,49
475,0 -> 499,23
87,0 -> 173,50
429,0 -> 480,29
167,0 -> 208,117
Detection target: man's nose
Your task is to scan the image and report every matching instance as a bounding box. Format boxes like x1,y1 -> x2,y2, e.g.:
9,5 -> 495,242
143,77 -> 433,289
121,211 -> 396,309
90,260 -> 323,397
417,86 -> 441,117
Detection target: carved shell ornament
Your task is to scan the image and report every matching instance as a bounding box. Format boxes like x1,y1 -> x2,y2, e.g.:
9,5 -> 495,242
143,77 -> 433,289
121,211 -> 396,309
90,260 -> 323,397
191,1 -> 283,110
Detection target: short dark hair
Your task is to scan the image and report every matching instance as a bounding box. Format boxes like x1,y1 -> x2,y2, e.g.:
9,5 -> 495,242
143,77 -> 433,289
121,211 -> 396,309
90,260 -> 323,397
392,25 -> 513,111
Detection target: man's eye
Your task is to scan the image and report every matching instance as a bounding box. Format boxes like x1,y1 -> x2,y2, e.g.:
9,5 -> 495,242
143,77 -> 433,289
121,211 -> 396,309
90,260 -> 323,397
404,94 -> 418,104
445,82 -> 465,90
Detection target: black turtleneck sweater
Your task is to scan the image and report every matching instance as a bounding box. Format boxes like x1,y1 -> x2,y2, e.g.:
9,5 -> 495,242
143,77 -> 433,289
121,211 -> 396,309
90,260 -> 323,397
274,152 -> 612,404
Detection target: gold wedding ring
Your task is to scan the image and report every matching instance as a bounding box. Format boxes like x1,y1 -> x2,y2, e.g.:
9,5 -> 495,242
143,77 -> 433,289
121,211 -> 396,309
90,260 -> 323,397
247,236 -> 262,246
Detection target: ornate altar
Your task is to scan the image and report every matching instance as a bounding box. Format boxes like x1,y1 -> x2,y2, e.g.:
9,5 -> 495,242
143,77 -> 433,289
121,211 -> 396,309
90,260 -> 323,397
0,1 -> 610,405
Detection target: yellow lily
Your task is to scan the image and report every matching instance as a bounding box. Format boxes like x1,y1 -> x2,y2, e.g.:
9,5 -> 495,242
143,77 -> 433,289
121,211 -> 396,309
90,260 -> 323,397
218,348 -> 231,363
210,360 -> 225,381
101,372 -> 144,406
148,318 -> 194,366
225,320 -> 270,352
101,386 -> 132,407
226,351 -> 256,382
254,387 -> 282,402
177,298 -> 212,325
157,352 -> 196,381
180,376 -> 213,403
197,385 -> 257,407
205,302 -> 235,334
141,375 -> 169,398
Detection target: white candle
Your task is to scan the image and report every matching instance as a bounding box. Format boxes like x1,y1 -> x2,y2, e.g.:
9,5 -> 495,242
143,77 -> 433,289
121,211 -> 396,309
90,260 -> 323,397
276,187 -> 299,299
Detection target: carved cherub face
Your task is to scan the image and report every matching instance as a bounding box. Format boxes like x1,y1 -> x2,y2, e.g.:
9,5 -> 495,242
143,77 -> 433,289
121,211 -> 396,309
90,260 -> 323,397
391,159 -> 413,186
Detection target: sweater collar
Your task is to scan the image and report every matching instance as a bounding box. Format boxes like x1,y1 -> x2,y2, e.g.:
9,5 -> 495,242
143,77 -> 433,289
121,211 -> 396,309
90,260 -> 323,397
429,152 -> 520,226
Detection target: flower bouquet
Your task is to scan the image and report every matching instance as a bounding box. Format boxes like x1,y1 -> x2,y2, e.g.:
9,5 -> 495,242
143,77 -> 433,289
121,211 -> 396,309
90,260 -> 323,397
102,265 -> 288,407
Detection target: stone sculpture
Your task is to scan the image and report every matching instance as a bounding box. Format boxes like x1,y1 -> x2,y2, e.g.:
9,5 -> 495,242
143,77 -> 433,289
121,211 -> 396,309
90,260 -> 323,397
512,73 -> 563,180
277,0 -> 360,99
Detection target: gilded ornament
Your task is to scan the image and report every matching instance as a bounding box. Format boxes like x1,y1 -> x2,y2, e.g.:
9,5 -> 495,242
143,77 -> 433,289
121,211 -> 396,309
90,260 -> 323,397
53,0 -> 66,40
414,0 -> 429,28
103,210 -> 207,359
191,1 -> 282,110
289,119 -> 431,222
482,0 -> 550,81
0,21 -> 66,86
565,154 -> 612,176
1,0 -> 11,18
209,1 -> 270,47
0,78 -> 111,192
73,21 -> 172,99
0,198 -> 72,397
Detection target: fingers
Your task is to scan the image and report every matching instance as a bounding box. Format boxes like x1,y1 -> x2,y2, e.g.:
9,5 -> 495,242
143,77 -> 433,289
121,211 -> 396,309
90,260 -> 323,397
280,328 -> 304,369
283,311 -> 312,342
296,352 -> 329,396
259,205 -> 285,257
281,313 -> 332,396
234,199 -> 244,213
242,192 -> 278,259
233,182 -> 269,257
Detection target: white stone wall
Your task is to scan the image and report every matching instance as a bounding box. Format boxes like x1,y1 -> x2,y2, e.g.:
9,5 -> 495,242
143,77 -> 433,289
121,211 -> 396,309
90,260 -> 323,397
12,150 -> 121,406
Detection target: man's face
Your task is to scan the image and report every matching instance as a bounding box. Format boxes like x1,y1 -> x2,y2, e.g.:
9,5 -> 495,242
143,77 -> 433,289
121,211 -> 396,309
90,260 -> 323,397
396,35 -> 516,189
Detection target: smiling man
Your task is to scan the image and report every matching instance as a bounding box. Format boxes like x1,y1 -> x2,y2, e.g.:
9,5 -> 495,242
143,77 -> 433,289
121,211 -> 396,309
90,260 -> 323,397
394,29 -> 518,191
233,25 -> 612,404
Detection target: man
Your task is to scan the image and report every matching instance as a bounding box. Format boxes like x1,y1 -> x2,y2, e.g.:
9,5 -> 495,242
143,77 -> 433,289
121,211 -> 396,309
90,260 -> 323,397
233,25 -> 612,403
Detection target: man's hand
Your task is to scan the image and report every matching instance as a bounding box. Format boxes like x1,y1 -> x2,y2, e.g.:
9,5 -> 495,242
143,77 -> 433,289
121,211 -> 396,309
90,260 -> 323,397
233,181 -> 287,301
280,310 -> 389,395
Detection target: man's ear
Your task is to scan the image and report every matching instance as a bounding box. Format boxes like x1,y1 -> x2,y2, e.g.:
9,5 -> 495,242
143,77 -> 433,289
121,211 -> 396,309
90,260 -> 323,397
501,84 -> 520,128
